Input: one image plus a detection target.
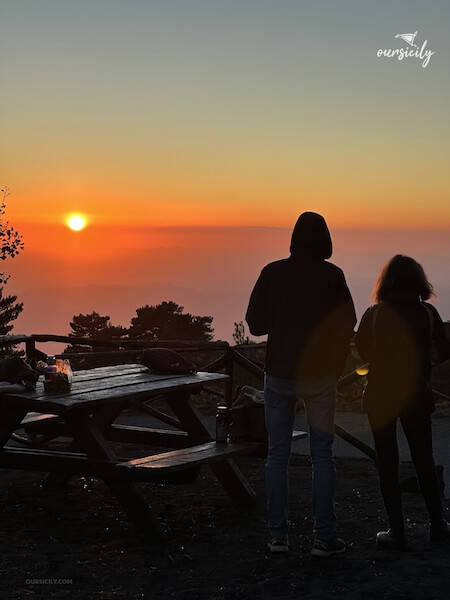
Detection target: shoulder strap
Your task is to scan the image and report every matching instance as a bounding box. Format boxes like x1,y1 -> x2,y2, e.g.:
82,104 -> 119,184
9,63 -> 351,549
371,305 -> 379,338
422,303 -> 434,339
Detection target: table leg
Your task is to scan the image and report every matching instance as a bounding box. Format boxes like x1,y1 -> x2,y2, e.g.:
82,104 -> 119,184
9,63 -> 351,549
208,460 -> 257,505
43,400 -> 128,487
63,412 -> 166,541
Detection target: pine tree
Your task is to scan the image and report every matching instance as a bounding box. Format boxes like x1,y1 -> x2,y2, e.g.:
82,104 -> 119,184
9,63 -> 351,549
69,312 -> 113,339
0,187 -> 24,356
1,187 -> 24,282
129,301 -> 214,341
65,311 -> 128,354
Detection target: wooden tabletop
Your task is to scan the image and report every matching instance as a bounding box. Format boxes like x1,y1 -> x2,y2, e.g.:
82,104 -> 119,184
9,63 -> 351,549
0,364 -> 229,415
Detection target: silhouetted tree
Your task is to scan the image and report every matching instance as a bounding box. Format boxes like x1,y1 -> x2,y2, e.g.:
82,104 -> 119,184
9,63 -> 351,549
1,187 -> 24,283
232,321 -> 253,345
0,290 -> 24,356
65,311 -> 128,354
0,292 -> 23,335
128,301 -> 214,341
0,187 -> 24,356
69,312 -> 113,339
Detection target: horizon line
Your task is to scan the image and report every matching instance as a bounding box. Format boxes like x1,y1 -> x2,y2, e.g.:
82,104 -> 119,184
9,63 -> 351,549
14,221 -> 450,233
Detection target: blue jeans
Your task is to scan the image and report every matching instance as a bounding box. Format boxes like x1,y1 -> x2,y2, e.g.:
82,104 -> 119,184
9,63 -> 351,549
264,373 -> 337,541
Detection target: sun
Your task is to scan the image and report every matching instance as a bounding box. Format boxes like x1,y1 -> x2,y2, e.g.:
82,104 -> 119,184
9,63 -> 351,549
67,214 -> 87,231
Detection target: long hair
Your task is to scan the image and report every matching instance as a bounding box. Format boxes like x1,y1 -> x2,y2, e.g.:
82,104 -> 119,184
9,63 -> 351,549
372,254 -> 435,304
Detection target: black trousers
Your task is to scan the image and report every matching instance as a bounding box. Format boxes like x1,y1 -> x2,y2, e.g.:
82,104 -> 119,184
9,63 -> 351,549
368,413 -> 443,534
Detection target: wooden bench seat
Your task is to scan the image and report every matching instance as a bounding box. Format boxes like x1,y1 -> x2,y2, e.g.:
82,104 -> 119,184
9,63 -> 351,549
121,441 -> 256,471
120,429 -> 307,472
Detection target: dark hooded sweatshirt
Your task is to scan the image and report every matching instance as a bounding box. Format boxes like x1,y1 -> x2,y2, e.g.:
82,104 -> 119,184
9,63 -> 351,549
246,212 -> 356,381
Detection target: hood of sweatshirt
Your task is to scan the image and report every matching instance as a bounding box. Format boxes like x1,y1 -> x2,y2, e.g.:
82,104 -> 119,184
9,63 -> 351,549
289,212 -> 332,260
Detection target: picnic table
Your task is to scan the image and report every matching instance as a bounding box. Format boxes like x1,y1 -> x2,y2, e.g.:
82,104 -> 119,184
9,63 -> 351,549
0,363 -> 306,541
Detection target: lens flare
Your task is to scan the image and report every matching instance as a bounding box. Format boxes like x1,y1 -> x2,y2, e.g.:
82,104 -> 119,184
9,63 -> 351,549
355,365 -> 369,376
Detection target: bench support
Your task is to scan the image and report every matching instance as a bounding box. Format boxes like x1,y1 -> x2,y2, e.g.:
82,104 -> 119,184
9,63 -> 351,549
64,413 -> 166,541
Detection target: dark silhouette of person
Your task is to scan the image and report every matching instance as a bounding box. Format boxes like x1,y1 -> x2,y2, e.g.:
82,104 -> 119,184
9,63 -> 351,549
246,212 -> 356,556
355,254 -> 450,549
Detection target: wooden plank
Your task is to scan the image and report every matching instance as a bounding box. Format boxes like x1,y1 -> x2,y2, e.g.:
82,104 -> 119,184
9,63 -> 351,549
31,367 -> 173,400
73,369 -> 227,394
105,424 -> 191,448
21,414 -> 63,436
0,448 -> 209,484
20,412 -> 59,425
8,365 -> 215,402
71,365 -> 221,389
121,441 -> 261,470
3,370 -> 228,415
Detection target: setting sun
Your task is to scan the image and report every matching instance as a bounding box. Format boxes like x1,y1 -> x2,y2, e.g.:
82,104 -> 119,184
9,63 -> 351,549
67,215 -> 87,231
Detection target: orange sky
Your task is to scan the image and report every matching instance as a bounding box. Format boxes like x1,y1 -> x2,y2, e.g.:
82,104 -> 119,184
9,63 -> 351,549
10,168 -> 450,232
2,3 -> 449,235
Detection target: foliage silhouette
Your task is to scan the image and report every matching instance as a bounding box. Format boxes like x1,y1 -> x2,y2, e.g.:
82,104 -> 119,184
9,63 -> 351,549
128,301 -> 214,341
65,311 -> 128,354
232,321 -> 254,345
1,187 -> 24,283
0,187 -> 24,356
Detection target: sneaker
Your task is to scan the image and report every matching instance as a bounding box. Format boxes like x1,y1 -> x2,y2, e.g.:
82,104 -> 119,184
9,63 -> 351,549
429,520 -> 450,543
376,529 -> 407,551
267,538 -> 289,553
311,536 -> 346,557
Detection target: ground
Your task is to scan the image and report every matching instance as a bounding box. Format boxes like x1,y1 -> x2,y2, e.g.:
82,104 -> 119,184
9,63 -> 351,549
1,449 -> 449,600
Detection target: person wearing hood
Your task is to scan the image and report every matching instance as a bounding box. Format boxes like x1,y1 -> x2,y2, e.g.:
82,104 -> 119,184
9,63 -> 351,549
246,212 -> 356,557
355,255 -> 450,550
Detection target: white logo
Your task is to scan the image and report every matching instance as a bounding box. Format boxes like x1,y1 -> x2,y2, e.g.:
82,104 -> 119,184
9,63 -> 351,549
377,31 -> 435,68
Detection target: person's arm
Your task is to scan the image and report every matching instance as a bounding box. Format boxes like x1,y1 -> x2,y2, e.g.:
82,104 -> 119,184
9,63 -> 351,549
245,268 -> 271,336
355,306 -> 376,363
340,276 -> 357,337
330,273 -> 357,375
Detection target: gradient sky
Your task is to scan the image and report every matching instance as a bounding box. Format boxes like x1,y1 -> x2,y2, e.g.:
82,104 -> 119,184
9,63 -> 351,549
1,0 -> 449,232
1,1 -> 450,343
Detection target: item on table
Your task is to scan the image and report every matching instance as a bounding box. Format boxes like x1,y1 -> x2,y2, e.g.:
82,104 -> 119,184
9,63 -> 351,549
44,356 -> 73,393
215,402 -> 229,445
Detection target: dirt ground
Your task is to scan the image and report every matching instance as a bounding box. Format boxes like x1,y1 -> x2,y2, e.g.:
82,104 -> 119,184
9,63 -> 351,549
1,447 -> 450,600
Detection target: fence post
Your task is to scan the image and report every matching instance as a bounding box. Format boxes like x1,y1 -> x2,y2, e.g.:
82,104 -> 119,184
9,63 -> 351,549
25,339 -> 36,362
